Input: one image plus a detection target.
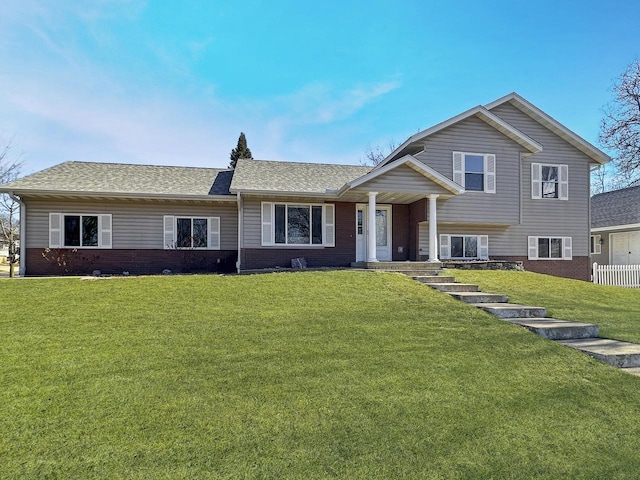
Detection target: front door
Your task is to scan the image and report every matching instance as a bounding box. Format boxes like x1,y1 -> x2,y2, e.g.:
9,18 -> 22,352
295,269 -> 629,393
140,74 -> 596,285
356,204 -> 392,261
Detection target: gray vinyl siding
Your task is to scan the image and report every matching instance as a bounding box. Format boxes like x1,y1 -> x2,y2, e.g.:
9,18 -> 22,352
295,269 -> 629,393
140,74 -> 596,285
413,116 -> 522,225
352,165 -> 451,195
591,231 -> 609,265
25,198 -> 238,249
490,103 -> 592,256
242,196 -> 330,249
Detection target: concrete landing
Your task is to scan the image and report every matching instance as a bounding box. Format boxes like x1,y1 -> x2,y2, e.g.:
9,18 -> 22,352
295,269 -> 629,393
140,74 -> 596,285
476,303 -> 546,319
558,338 -> 640,368
448,292 -> 508,304
506,318 -> 599,340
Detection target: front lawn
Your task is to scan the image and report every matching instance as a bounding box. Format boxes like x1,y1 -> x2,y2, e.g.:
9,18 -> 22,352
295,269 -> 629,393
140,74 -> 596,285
2,271 -> 640,479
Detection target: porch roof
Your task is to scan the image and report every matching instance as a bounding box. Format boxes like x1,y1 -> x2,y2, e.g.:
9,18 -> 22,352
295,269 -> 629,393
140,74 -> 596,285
336,155 -> 464,204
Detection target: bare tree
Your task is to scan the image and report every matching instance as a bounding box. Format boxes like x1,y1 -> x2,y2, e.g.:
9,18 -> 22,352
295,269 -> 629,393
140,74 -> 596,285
360,139 -> 398,166
599,59 -> 640,188
0,138 -> 23,277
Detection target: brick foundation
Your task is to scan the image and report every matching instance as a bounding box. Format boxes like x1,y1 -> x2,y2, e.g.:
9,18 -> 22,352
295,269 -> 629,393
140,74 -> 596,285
500,256 -> 591,281
27,248 -> 237,276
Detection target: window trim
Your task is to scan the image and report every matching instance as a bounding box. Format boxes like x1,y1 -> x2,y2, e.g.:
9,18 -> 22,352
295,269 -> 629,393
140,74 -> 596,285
261,202 -> 335,247
452,151 -> 496,193
528,236 -> 572,260
439,234 -> 489,260
590,235 -> 602,255
531,163 -> 568,200
163,216 -> 220,250
49,213 -> 112,249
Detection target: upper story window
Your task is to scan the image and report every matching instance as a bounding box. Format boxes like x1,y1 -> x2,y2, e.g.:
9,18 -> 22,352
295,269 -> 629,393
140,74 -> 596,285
163,216 -> 220,250
262,202 -> 335,247
452,152 -> 496,193
49,213 -> 112,249
532,163 -> 568,200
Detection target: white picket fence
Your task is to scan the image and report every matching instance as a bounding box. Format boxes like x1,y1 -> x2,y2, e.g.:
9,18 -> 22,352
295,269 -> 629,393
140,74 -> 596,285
592,263 -> 640,288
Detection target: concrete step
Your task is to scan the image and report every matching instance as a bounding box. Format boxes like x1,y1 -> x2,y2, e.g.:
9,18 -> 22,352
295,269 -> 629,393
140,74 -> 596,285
558,338 -> 640,368
413,275 -> 456,284
506,318 -> 599,340
448,292 -> 508,304
621,367 -> 640,377
476,303 -> 547,319
429,283 -> 480,293
390,269 -> 442,276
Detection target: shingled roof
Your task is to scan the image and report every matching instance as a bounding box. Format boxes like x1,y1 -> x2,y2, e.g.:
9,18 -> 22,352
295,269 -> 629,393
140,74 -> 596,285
0,161 -> 234,198
230,158 -> 371,194
591,185 -> 640,228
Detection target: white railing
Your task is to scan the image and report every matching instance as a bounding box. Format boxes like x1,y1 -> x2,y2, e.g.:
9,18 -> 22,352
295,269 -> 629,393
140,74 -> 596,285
592,263 -> 640,288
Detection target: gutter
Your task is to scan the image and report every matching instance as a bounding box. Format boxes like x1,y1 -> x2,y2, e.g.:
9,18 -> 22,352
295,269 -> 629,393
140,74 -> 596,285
8,192 -> 25,277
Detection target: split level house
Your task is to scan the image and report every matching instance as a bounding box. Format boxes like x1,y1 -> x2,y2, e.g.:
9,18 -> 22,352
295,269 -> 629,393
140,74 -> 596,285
591,185 -> 640,266
0,93 -> 610,280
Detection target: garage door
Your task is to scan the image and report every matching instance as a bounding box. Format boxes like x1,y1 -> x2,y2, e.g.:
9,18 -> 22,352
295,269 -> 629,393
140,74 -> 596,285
610,232 -> 640,265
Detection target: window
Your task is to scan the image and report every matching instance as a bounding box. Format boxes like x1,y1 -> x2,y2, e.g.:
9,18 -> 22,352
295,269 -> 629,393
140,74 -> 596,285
531,163 -> 568,200
262,202 -> 335,247
163,216 -> 220,250
452,152 -> 496,193
528,236 -> 572,260
49,213 -> 112,249
439,234 -> 488,259
591,235 -> 602,255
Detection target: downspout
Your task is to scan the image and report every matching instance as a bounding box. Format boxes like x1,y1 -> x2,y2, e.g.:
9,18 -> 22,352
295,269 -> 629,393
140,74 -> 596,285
9,192 -> 25,277
236,192 -> 242,273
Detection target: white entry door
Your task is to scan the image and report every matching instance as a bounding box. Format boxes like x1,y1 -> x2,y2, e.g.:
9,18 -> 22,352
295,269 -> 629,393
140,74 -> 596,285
611,232 -> 640,265
355,204 -> 392,261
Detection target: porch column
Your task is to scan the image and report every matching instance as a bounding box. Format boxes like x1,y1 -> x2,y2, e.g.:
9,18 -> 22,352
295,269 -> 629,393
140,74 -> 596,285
428,194 -> 439,262
367,191 -> 378,262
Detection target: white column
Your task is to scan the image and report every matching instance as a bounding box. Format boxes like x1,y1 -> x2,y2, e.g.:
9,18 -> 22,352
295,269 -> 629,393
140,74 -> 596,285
367,192 -> 378,262
428,194 -> 439,262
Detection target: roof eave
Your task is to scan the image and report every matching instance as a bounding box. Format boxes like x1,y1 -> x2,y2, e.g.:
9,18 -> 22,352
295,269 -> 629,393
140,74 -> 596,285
2,189 -> 236,202
374,105 -> 542,169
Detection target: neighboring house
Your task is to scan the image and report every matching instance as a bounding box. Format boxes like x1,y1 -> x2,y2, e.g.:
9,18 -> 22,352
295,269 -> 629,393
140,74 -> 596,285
591,186 -> 640,265
0,93 -> 609,280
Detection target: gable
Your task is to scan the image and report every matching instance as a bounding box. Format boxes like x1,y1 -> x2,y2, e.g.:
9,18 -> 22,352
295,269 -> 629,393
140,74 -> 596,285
487,94 -> 609,165
350,164 -> 452,195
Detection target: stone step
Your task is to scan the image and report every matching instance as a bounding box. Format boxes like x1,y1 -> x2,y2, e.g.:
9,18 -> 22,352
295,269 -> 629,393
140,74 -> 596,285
506,318 -> 599,340
558,338 -> 640,368
429,283 -> 480,293
412,275 -> 456,284
476,303 -> 547,319
448,292 -> 508,304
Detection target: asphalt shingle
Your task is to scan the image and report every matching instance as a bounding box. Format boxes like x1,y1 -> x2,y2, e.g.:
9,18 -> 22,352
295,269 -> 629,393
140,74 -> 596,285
0,161 -> 233,197
230,158 -> 371,193
592,186 -> 640,228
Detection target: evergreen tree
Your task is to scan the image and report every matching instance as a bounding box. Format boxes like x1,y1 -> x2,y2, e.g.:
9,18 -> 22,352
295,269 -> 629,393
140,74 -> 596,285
229,132 -> 253,169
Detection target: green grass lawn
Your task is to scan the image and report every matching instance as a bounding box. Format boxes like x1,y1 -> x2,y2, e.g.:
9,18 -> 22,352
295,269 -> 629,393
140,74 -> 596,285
451,269 -> 640,345
2,271 -> 640,479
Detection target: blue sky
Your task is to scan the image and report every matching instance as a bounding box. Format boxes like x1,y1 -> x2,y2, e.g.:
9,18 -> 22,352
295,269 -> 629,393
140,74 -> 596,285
2,0 -> 639,175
